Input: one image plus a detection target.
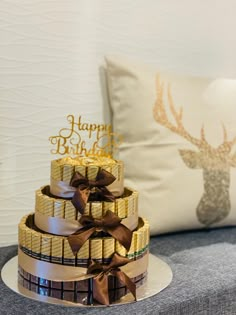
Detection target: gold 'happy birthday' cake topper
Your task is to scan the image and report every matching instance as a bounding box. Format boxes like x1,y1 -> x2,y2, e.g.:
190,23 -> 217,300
49,115 -> 122,157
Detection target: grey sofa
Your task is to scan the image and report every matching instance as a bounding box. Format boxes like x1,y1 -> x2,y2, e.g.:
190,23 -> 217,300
1,227 -> 236,315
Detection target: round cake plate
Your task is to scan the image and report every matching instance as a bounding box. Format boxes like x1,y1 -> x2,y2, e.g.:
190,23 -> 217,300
1,254 -> 173,307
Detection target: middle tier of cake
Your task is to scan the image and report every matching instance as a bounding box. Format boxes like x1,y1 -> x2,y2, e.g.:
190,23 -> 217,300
18,214 -> 149,265
35,186 -> 139,234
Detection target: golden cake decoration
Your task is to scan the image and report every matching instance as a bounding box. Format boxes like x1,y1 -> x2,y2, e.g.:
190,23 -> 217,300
49,114 -> 122,158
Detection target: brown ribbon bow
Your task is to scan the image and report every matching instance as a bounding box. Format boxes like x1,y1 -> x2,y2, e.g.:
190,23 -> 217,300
70,169 -> 116,214
87,252 -> 136,305
68,210 -> 132,255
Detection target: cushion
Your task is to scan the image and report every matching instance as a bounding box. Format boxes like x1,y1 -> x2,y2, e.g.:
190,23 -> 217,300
1,227 -> 236,314
106,55 -> 236,235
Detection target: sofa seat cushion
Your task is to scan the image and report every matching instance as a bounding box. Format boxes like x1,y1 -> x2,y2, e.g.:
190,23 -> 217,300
1,227 -> 236,315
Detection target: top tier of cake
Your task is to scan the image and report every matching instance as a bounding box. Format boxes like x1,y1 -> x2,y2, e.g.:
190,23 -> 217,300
50,156 -> 124,198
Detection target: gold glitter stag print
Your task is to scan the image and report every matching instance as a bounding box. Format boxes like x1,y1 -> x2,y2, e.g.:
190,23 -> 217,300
153,76 -> 236,226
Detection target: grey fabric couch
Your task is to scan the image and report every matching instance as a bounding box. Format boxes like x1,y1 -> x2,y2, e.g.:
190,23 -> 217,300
1,227 -> 236,315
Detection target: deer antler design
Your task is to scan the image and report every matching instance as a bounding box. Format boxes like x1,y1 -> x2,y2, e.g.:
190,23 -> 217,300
153,76 -> 236,226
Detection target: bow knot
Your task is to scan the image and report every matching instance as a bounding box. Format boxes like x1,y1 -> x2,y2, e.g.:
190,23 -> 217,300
70,169 -> 116,214
93,218 -> 105,228
79,211 -> 121,229
87,253 -> 136,305
68,210 -> 132,255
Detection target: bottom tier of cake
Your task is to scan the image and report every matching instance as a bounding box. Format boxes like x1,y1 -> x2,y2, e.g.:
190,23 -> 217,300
18,213 -> 149,305
18,266 -> 147,305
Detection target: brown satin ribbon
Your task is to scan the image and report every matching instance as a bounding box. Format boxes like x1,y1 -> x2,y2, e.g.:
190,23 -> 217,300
70,169 -> 116,214
68,210 -> 132,255
18,247 -> 149,281
34,211 -> 139,236
87,252 -> 136,305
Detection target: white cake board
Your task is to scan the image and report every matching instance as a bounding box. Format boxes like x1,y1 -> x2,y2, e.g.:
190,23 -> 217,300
1,254 -> 173,307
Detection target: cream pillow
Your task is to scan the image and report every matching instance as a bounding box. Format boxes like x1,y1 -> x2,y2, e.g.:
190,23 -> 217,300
106,55 -> 236,235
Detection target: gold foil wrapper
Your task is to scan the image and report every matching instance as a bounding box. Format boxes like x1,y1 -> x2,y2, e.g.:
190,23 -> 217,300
103,201 -> 115,214
51,160 -> 63,181
144,219 -> 150,247
139,219 -> 150,253
116,198 -> 126,218
91,202 -> 103,218
63,239 -> 75,265
125,195 -> 135,216
103,238 -> 115,259
42,196 -> 54,216
78,156 -> 116,166
64,201 -> 76,220
21,227 -> 26,248
25,228 -> 32,255
35,190 -> 49,215
78,203 -> 90,218
51,237 -> 63,264
19,215 -> 28,248
77,240 -> 89,260
134,191 -> 139,214
111,164 -> 119,181
18,224 -> 22,245
127,232 -> 136,259
90,239 -> 102,260
41,235 -> 52,261
135,231 -> 143,256
118,163 -> 123,181
35,190 -> 44,213
116,242 -> 127,257
133,232 -> 139,257
87,165 -> 99,180
101,164 -> 111,173
74,165 -> 86,176
62,164 -> 74,183
53,200 -> 65,218
31,231 -> 41,258
139,227 -> 146,251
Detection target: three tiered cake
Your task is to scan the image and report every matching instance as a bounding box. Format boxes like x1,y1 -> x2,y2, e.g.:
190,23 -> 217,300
18,156 -> 150,305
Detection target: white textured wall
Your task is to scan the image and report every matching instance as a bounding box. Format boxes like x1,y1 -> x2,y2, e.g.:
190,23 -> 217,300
1,0 -> 236,245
